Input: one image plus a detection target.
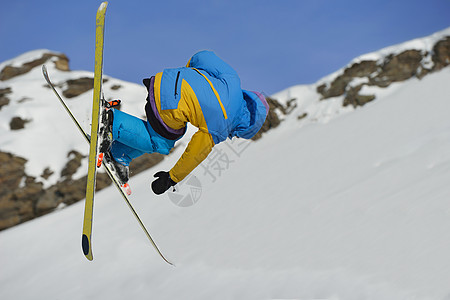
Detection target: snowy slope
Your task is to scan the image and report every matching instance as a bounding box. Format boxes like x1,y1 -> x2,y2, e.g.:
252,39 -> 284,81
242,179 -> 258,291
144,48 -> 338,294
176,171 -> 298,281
1,65 -> 449,300
1,32 -> 450,299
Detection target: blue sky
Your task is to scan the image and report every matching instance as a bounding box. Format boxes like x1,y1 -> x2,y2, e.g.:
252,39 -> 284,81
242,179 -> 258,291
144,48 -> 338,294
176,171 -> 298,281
1,0 -> 449,94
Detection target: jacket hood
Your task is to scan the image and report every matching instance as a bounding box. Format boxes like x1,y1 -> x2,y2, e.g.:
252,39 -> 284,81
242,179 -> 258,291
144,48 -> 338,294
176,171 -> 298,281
232,90 -> 269,139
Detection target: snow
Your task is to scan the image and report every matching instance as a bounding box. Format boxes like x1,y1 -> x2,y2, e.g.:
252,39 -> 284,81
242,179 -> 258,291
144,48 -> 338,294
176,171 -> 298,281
1,32 -> 450,299
98,2 -> 108,12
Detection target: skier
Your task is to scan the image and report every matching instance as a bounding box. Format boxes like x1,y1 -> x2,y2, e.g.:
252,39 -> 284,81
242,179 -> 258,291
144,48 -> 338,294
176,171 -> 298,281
100,50 -> 269,195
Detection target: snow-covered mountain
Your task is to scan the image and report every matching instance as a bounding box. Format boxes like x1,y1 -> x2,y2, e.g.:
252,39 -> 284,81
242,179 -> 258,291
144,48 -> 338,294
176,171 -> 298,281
0,50 -> 166,230
0,27 -> 450,299
272,27 -> 450,126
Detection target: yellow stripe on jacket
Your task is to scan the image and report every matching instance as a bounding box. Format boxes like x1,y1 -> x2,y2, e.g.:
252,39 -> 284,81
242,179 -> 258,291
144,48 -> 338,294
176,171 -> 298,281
191,68 -> 228,120
153,72 -> 215,183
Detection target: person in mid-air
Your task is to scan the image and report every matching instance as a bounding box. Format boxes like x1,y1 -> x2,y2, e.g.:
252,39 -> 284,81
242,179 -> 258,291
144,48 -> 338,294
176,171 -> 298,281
99,50 -> 269,195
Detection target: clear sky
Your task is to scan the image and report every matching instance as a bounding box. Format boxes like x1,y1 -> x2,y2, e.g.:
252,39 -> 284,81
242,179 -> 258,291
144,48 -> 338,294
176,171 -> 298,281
1,0 -> 449,94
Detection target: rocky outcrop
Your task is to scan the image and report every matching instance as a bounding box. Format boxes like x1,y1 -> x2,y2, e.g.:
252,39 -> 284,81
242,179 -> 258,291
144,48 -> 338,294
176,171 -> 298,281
0,152 -> 43,230
316,60 -> 378,99
63,77 -> 95,98
371,50 -> 425,86
0,87 -> 12,110
343,85 -> 376,108
252,97 -> 283,140
432,37 -> 450,70
0,150 -> 164,231
9,116 -> 31,130
317,36 -> 450,108
0,52 -> 69,81
62,77 -> 109,98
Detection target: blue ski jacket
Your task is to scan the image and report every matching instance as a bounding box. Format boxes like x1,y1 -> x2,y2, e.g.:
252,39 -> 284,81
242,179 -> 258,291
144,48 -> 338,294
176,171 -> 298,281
149,50 -> 269,182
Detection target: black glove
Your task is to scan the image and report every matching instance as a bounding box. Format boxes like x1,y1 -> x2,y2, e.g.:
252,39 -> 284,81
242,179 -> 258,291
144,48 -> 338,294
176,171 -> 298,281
151,171 -> 176,195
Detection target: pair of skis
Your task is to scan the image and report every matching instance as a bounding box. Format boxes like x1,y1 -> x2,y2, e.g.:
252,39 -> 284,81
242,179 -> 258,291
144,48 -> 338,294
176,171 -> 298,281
42,2 -> 173,266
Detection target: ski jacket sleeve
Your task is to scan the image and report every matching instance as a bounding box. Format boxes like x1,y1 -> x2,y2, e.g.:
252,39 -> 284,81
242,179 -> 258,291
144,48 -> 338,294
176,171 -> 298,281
169,129 -> 215,183
187,50 -> 237,78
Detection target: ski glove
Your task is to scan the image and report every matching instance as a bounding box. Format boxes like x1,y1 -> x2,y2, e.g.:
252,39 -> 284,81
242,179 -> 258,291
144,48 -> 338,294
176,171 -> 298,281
151,171 -> 176,195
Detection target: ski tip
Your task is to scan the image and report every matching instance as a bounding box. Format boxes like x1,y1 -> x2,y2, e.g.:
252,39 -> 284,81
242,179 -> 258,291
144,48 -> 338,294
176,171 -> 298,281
167,260 -> 176,267
82,234 -> 93,261
98,1 -> 108,12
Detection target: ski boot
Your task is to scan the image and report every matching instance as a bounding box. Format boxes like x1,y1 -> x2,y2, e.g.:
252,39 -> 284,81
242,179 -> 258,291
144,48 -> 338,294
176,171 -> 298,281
97,99 -> 132,195
103,152 -> 130,185
97,99 -> 120,168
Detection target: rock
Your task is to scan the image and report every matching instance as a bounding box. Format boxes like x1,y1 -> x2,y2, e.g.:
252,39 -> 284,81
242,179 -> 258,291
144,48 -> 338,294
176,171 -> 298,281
0,201 -> 20,230
0,152 -> 44,230
0,52 -> 69,81
432,37 -> 450,71
297,112 -> 308,120
317,60 -> 379,99
62,77 -> 94,98
35,187 -> 61,214
41,168 -> 54,180
62,77 -> 109,98
95,172 -> 111,191
17,97 -> 32,103
343,85 -> 376,108
0,87 -> 12,110
36,175 -> 88,216
252,97 -> 282,141
370,50 -> 423,87
0,150 -> 86,230
37,150 -> 87,213
60,151 -> 85,179
13,176 -> 44,217
0,152 -> 27,191
10,116 -> 31,130
0,97 -> 10,110
54,57 -> 70,72
0,148 -> 168,231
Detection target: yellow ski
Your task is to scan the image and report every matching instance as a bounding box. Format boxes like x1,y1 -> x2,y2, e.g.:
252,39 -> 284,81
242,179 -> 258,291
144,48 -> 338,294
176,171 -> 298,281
43,65 -> 174,266
82,1 -> 108,261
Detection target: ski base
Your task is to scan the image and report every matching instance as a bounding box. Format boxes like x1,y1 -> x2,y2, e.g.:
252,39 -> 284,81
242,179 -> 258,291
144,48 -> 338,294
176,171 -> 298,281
82,234 -> 91,257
